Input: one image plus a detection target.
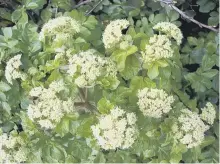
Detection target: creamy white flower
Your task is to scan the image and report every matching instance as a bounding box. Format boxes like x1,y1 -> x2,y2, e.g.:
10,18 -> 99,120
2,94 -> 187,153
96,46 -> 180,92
39,16 -> 80,41
103,19 -> 130,49
142,35 -> 173,63
172,108 -> 210,148
91,107 -> 138,150
200,102 -> 216,125
0,133 -> 27,163
137,87 -> 174,118
27,80 -> 75,129
68,49 -> 118,88
153,22 -> 183,45
5,54 -> 26,84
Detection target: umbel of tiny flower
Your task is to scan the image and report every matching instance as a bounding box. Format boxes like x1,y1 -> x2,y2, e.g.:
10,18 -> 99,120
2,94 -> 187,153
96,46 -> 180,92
153,22 -> 183,45
0,132 -> 28,163
172,108 -> 210,148
142,35 -> 174,63
103,19 -> 130,49
200,102 -> 216,125
137,87 -> 174,118
91,107 -> 138,150
5,54 -> 27,84
27,80 -> 75,129
67,49 -> 118,88
39,16 -> 80,42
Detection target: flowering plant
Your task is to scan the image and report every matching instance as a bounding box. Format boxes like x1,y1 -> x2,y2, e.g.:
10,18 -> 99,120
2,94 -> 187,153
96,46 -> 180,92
0,0 -> 218,163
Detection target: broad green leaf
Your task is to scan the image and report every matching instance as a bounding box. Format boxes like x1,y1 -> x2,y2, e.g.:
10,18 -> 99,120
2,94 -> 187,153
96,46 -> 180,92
11,9 -> 22,22
168,10 -> 179,22
67,139 -> 92,160
26,2 -> 38,9
50,145 -> 66,162
0,8 -> 12,21
2,102 -> 11,114
201,69 -> 218,78
197,0 -> 216,13
41,8 -> 52,22
83,16 -> 98,29
111,45 -> 138,71
2,27 -> 12,38
201,55 -> 216,71
147,64 -> 159,79
0,81 -> 11,92
120,55 -> 140,80
187,37 -> 198,46
94,152 -> 106,163
77,115 -> 97,137
200,136 -> 216,148
0,92 -> 6,101
55,116 -> 70,137
97,97 -> 114,114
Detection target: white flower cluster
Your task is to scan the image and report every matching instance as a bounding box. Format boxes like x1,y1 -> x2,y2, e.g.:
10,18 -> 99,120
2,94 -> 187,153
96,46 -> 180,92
68,49 -> 118,88
27,80 -> 74,129
5,54 -> 26,84
200,102 -> 216,125
0,133 -> 28,163
137,87 -> 174,118
143,35 -> 174,63
172,109 -> 210,148
103,19 -> 130,49
153,22 -> 183,45
39,16 -> 80,42
91,107 -> 138,150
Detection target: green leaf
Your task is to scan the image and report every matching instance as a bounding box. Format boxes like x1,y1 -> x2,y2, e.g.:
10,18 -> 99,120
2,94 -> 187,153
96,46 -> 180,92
197,0 -> 216,13
83,16 -> 98,29
120,55 -> 140,80
55,116 -> 70,137
0,8 -> 12,21
168,10 -> 179,22
41,8 -> 52,22
77,115 -> 96,137
11,9 -> 22,22
67,139 -> 92,160
147,64 -> 159,80
208,12 -> 219,26
94,152 -> 106,163
200,136 -> 216,148
26,2 -> 38,9
0,81 -> 11,92
2,27 -> 12,38
201,69 -> 218,78
187,37 -> 198,46
0,92 -> 6,101
111,45 -> 138,71
97,97 -> 114,114
50,145 -> 66,162
201,55 -> 216,71
2,102 -> 11,114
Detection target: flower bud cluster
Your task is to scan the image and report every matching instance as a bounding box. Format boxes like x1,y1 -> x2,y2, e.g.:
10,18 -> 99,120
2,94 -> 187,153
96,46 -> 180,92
137,87 -> 174,118
68,49 -> 118,88
172,109 -> 210,148
5,54 -> 26,84
153,22 -> 183,45
27,80 -> 75,129
91,107 -> 138,150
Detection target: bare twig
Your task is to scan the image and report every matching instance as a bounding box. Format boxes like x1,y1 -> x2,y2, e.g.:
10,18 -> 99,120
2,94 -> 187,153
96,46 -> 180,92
73,0 -> 94,9
160,0 -> 219,32
85,0 -> 103,16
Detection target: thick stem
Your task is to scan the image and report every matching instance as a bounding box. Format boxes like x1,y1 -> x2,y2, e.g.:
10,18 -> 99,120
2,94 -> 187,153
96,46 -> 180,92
159,0 -> 219,33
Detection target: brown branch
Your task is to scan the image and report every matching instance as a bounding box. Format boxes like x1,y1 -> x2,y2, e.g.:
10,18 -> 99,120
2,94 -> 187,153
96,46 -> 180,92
73,0 -> 94,9
85,0 -> 103,16
160,0 -> 219,33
